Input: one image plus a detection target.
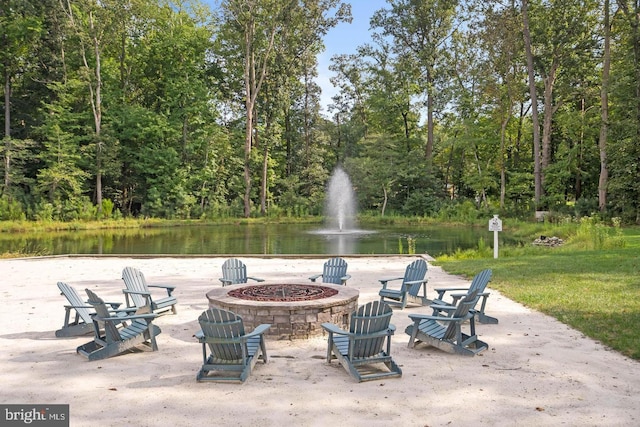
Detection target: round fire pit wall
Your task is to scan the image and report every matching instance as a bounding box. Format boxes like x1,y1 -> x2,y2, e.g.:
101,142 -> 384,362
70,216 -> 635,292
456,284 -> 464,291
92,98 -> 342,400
205,283 -> 359,340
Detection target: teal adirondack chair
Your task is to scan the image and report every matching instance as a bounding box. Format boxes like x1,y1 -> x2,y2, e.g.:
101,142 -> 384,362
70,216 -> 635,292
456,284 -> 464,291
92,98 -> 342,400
55,281 -> 124,337
195,308 -> 270,382
405,289 -> 488,356
122,267 -> 178,315
219,258 -> 265,286
309,257 -> 351,285
56,282 -> 104,337
321,301 -> 402,382
431,269 -> 497,324
76,289 -> 161,361
378,258 -> 429,309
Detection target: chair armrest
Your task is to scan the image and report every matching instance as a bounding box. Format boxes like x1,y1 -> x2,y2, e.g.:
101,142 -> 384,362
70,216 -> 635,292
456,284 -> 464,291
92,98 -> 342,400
195,324 -> 271,343
379,276 -> 403,285
408,313 -> 465,323
64,304 -> 93,310
95,313 -> 157,322
321,322 -> 349,336
379,276 -> 403,289
429,303 -> 457,311
433,286 -> 469,293
148,284 -> 176,295
404,279 -> 428,286
244,324 -> 271,338
309,274 -> 322,282
219,278 -> 232,286
434,286 -> 469,297
443,292 -> 467,301
247,276 -> 265,282
123,289 -> 152,296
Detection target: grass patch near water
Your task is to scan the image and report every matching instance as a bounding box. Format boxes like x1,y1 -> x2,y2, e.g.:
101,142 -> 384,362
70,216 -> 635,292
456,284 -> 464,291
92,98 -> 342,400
434,227 -> 640,360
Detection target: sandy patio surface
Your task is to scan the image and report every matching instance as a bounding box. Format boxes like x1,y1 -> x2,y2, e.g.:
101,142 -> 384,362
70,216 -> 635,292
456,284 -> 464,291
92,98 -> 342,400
1,255 -> 639,426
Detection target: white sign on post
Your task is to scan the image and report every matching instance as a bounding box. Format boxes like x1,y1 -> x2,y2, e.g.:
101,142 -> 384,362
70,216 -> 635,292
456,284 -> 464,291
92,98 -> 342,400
488,215 -> 502,258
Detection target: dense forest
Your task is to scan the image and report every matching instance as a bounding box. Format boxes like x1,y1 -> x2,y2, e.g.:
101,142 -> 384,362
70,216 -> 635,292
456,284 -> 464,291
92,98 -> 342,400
1,0 -> 640,223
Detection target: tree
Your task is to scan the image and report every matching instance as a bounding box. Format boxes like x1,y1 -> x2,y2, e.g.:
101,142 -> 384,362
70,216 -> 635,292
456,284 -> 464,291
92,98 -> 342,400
598,0 -> 611,213
0,0 -> 41,196
527,0 -> 599,207
521,0 -> 543,207
371,0 -> 459,160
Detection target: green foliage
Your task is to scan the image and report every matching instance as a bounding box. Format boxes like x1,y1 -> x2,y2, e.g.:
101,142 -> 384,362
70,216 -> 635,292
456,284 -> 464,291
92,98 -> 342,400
2,0 -> 640,225
436,199 -> 484,222
0,197 -> 25,221
569,216 -> 626,250
101,199 -> 114,219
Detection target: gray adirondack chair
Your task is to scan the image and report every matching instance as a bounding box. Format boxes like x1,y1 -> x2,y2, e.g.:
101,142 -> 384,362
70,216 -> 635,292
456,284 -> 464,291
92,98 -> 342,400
378,258 -> 429,309
76,289 -> 161,361
431,268 -> 497,324
55,281 -> 124,337
321,301 -> 402,382
309,257 -> 351,285
121,267 -> 177,315
219,258 -> 265,286
405,289 -> 488,356
195,308 -> 270,382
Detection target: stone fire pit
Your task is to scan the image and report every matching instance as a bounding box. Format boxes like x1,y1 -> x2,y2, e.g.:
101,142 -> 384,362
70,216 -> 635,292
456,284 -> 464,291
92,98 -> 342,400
206,283 -> 359,340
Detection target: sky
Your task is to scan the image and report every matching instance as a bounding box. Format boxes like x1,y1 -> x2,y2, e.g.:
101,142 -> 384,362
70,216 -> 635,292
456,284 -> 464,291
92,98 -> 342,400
316,0 -> 388,115
202,0 -> 388,116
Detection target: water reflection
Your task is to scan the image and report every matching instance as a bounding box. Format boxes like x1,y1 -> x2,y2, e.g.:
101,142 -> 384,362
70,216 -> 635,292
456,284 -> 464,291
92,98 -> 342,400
0,223 -> 516,257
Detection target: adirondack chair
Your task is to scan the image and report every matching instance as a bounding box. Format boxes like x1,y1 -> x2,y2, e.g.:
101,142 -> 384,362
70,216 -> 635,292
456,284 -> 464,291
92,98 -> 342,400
195,308 -> 271,382
431,268 -> 497,324
219,258 -> 265,287
321,301 -> 402,382
55,282 -> 124,337
405,289 -> 488,356
121,266 -> 178,315
378,258 -> 429,309
76,289 -> 161,361
309,257 -> 351,285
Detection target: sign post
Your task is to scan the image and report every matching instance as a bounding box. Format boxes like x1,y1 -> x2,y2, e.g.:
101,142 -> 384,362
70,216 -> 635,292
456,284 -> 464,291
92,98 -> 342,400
488,214 -> 502,259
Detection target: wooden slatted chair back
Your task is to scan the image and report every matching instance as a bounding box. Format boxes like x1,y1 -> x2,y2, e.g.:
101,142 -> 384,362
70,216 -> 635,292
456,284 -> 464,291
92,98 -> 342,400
85,288 -> 121,343
122,266 -> 149,308
57,282 -> 92,324
404,259 -> 428,296
198,308 -> 246,361
468,269 -> 492,303
350,301 -> 393,358
442,289 -> 479,340
322,257 -> 349,285
221,258 -> 249,285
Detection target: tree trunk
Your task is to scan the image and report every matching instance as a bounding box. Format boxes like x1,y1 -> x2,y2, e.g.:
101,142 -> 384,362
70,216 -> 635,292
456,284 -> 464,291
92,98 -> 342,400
541,61 -> 558,190
500,113 -> 510,209
598,0 -> 611,213
90,12 -> 103,213
425,70 -> 434,160
243,22 -> 254,218
381,184 -> 387,216
3,67 -> 10,194
522,0 -> 543,207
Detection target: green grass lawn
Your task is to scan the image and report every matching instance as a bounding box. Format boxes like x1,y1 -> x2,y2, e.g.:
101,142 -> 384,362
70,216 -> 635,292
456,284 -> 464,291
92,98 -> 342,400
434,226 -> 640,360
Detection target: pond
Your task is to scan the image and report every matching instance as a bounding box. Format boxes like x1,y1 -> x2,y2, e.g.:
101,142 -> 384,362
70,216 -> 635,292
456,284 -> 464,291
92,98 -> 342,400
0,223 -> 515,257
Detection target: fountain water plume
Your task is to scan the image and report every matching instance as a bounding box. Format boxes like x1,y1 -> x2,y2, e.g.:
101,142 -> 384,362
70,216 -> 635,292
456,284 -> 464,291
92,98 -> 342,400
325,167 -> 357,232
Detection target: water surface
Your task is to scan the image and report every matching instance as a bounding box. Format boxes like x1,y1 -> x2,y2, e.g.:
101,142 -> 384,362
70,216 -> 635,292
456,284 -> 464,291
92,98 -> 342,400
0,223 -> 513,257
